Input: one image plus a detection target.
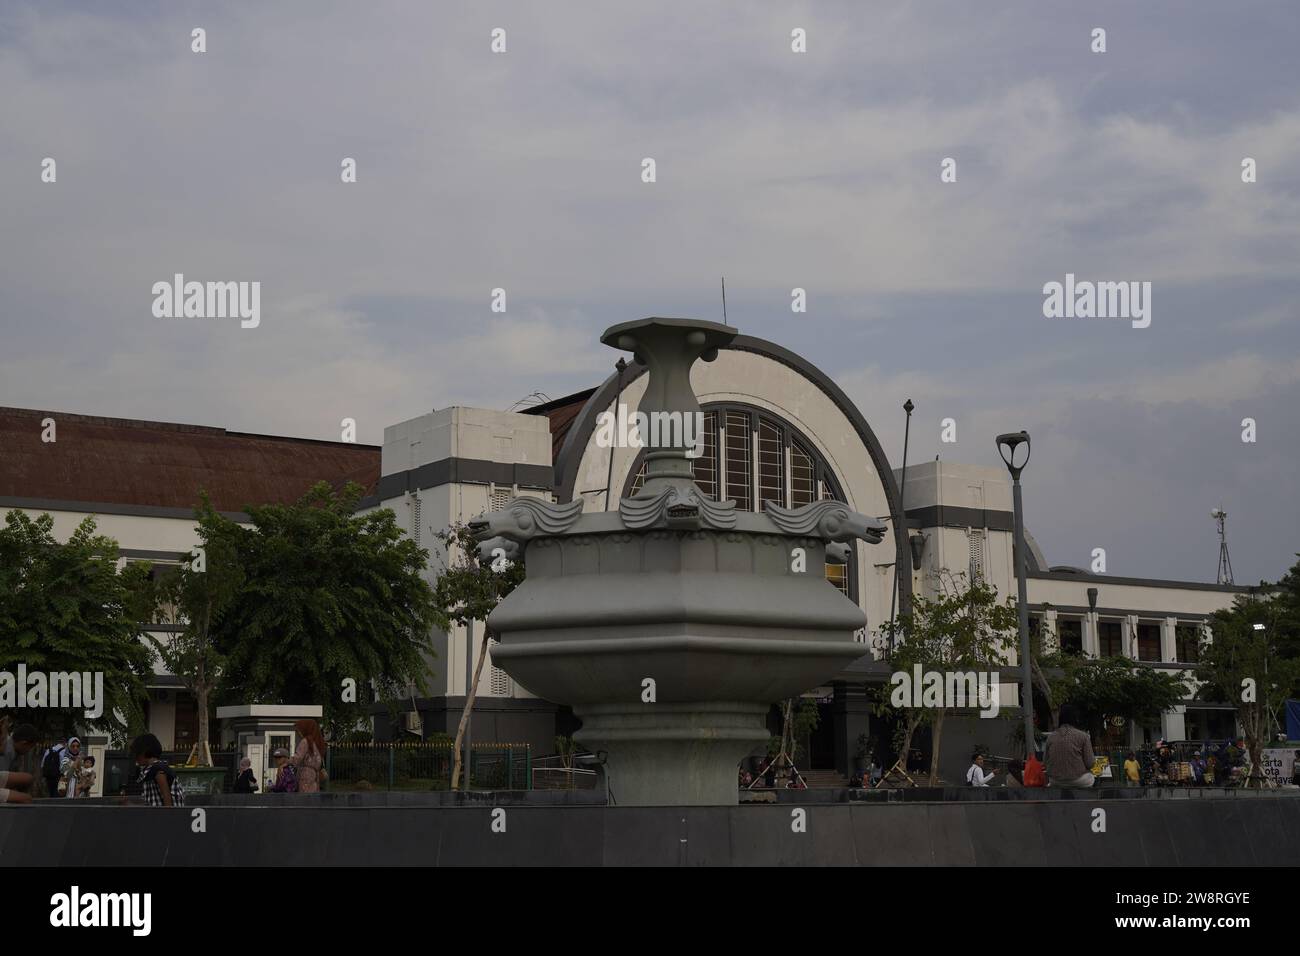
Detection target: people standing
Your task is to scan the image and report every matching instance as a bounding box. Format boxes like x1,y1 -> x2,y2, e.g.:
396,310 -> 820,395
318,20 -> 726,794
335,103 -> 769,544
233,757 -> 259,794
1044,704 -> 1096,788
1123,751 -> 1141,786
62,737 -> 83,798
130,734 -> 185,807
0,719 -> 38,805
290,719 -> 327,794
41,736 -> 67,798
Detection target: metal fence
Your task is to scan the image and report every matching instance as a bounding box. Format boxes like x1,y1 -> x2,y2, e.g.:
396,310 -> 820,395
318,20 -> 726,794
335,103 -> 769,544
62,741 -> 531,795
325,742 -> 532,791
530,754 -> 600,790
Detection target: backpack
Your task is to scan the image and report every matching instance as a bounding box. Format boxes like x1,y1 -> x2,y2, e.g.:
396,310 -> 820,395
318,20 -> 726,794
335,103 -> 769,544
42,747 -> 63,778
1023,754 -> 1047,787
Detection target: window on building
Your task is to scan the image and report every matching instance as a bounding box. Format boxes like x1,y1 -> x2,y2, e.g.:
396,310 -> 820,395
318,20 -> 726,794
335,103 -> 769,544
825,560 -> 849,596
1136,622 -> 1162,662
723,411 -> 752,511
693,410 -> 718,499
1175,624 -> 1202,663
757,417 -> 784,513
968,530 -> 985,584
791,440 -> 816,507
1098,620 -> 1123,658
1057,618 -> 1084,656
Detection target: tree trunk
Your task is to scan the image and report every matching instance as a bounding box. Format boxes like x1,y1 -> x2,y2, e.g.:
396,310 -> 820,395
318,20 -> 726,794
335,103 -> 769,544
895,711 -> 922,782
928,710 -> 945,785
1029,654 -> 1057,731
451,624 -> 494,790
196,682 -> 211,767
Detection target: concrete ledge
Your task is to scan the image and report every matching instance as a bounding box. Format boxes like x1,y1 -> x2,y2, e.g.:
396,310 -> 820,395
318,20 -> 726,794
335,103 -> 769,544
5,792 -> 1299,866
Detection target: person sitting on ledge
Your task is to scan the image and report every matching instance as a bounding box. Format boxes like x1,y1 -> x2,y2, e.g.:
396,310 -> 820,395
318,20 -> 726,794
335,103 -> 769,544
0,719 -> 38,805
966,753 -> 997,787
1044,704 -> 1096,789
1003,759 -> 1024,787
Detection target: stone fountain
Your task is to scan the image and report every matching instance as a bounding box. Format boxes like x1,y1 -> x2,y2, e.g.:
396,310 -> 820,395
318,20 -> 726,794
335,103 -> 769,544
471,318 -> 887,805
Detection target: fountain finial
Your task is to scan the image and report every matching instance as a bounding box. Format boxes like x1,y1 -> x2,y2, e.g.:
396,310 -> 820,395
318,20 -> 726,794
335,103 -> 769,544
600,317 -> 736,495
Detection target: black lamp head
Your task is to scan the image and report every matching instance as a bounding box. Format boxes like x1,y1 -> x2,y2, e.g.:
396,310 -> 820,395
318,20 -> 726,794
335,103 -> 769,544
996,430 -> 1032,477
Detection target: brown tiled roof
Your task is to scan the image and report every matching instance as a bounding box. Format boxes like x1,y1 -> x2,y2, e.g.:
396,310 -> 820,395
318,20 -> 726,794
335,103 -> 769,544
0,406 -> 380,515
521,388 -> 597,462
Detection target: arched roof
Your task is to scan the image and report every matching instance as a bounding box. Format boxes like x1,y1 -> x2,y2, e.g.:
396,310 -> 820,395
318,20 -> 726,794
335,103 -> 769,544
551,334 -> 913,611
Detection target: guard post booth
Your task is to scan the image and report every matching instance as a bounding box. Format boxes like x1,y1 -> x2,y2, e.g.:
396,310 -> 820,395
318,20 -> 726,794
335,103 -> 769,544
218,704 -> 323,792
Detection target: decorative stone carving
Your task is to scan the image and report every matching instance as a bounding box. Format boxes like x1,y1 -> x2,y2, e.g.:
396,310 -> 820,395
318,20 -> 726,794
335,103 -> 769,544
468,496 -> 584,548
762,498 -> 888,545
619,484 -> 738,531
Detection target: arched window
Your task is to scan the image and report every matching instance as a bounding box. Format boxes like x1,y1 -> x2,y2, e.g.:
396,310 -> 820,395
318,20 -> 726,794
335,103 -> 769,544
624,403 -> 853,598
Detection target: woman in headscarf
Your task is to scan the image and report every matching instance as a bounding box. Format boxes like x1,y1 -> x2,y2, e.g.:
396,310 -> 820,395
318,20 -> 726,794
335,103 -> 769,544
232,756 -> 258,793
290,719 -> 327,793
62,737 -> 83,798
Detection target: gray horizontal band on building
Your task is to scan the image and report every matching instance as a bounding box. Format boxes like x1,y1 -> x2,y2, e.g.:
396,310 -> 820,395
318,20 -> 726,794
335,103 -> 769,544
370,457 -> 554,503
120,548 -> 189,561
1029,603 -> 1210,621
905,504 -> 1014,532
0,495 -> 249,522
1027,570 -> 1252,593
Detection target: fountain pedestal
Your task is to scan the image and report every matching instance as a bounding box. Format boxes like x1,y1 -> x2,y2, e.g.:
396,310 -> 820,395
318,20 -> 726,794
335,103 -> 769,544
474,318 -> 887,806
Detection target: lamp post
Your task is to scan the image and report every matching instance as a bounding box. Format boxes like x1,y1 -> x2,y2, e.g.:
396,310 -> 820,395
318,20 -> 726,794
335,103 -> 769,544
888,399 -> 915,649
996,431 -> 1034,758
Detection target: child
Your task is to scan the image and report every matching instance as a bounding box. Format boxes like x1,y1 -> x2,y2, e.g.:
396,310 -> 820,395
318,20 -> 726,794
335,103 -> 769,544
76,755 -> 97,797
233,757 -> 259,794
1123,751 -> 1141,786
130,733 -> 185,807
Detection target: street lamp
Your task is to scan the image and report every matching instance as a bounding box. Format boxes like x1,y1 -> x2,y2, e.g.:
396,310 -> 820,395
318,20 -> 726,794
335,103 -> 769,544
996,431 -> 1035,758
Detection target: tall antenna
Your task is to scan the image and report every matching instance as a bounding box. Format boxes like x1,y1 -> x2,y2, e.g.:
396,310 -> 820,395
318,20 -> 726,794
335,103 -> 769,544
1212,507 -> 1234,585
721,277 -> 727,323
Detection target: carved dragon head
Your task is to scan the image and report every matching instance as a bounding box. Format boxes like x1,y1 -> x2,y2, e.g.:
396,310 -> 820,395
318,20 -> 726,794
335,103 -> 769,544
468,496 -> 584,545
619,483 -> 737,531
763,499 -> 888,545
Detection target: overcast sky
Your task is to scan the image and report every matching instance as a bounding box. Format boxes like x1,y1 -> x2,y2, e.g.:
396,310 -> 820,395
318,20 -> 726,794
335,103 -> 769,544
2,1 -> 1297,585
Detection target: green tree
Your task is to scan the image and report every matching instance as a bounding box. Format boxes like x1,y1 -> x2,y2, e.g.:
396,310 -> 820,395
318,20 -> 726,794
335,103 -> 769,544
144,495 -> 244,765
0,511 -> 153,742
878,572 -> 1018,784
429,522 -> 525,790
1195,595 -> 1300,786
214,482 -> 439,737
1041,653 -> 1189,748
1268,555 -> 1300,661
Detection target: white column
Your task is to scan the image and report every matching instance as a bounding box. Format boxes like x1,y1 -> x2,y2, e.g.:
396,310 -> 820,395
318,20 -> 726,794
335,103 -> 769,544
1043,607 -> 1059,654
1163,705 -> 1187,742
1084,612 -> 1099,658
1124,614 -> 1140,660
1162,617 -> 1177,664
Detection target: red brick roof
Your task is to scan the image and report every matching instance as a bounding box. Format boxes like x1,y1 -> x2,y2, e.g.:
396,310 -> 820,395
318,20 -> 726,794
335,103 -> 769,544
0,396 -> 598,515
0,406 -> 381,514
521,389 -> 596,462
